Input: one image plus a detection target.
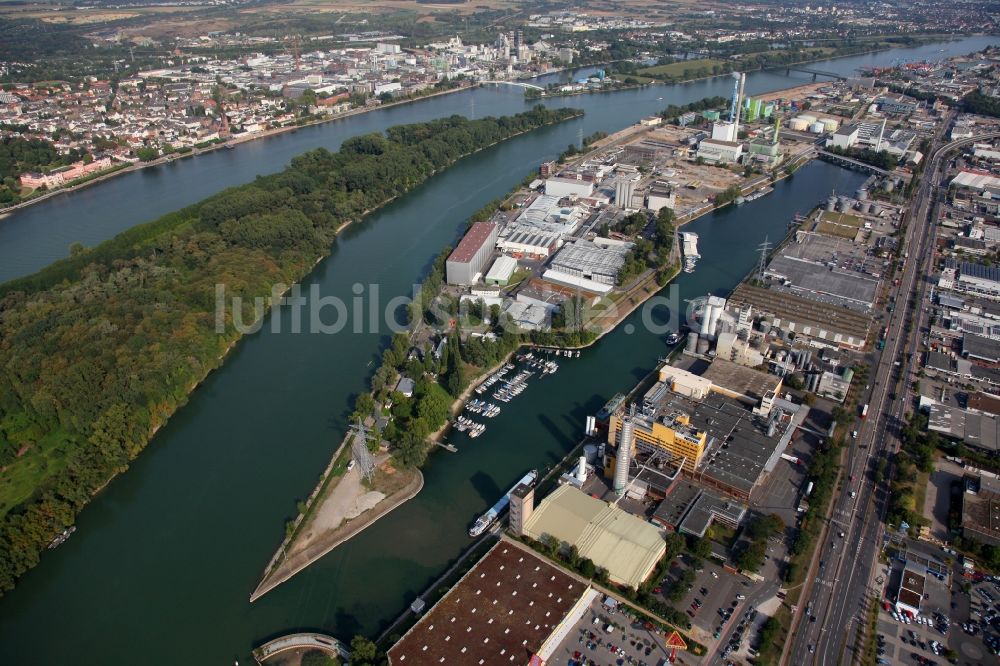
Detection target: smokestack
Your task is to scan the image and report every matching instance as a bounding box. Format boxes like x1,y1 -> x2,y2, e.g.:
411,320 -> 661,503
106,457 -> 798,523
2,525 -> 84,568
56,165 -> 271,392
733,73 -> 746,138
576,456 -> 587,484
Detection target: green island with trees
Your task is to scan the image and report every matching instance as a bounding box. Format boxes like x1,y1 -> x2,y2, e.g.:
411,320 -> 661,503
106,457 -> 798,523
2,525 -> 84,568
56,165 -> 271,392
0,105 -> 582,595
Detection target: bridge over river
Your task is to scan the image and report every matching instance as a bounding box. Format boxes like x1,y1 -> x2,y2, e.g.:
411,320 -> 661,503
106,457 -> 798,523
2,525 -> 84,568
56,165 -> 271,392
252,633 -> 349,664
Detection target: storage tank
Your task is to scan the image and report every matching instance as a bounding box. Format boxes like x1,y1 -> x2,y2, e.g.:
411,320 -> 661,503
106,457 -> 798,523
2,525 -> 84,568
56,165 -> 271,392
856,188 -> 868,201
686,332 -> 699,353
826,196 -> 837,212
838,197 -> 852,212
871,204 -> 882,217
822,118 -> 839,132
809,121 -> 825,134
797,114 -> 817,125
865,202 -> 875,214
789,117 -> 810,132
884,180 -> 894,193
583,444 -> 598,464
697,339 -> 711,355
576,456 -> 587,484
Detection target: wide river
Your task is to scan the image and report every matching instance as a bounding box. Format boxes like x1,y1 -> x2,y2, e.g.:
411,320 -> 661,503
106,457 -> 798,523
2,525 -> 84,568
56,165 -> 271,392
0,36 -> 994,664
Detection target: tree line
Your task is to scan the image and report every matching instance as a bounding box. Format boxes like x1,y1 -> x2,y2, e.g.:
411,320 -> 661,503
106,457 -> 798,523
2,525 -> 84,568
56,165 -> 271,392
0,105 -> 582,595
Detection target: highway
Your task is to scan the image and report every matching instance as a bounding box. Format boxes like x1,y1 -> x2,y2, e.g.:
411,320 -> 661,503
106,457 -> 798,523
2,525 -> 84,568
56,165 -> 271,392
786,123 -> 1000,666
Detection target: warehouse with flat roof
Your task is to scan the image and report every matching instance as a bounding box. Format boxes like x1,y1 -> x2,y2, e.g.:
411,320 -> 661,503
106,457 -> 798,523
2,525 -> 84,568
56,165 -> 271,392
387,543 -> 590,665
446,222 -> 499,286
523,484 -> 666,589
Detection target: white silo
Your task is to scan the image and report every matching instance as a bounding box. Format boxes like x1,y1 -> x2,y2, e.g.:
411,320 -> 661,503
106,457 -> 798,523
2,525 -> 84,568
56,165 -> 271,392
686,332 -> 700,353
706,296 -> 727,337
576,456 -> 588,484
699,301 -> 713,336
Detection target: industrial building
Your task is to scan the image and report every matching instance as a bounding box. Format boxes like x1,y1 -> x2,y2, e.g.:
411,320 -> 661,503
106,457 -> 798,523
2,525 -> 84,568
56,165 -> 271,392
484,255 -> 518,286
544,176 -> 594,198
728,283 -> 872,350
607,365 -> 803,502
547,238 -> 633,287
445,222 -> 499,286
927,402 -> 1000,453
696,138 -> 743,164
386,542 -> 592,665
615,173 -> 640,210
521,484 -> 667,589
955,262 -> 1000,301
652,482 -> 747,538
497,227 -> 562,259
961,474 -> 1000,547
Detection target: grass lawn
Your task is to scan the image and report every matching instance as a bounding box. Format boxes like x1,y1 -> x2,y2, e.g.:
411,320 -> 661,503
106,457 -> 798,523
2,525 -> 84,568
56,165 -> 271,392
638,59 -> 726,78
754,604 -> 791,666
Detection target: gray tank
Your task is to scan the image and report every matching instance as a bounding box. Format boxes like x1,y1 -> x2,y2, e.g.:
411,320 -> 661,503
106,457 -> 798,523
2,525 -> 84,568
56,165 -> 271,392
884,180 -> 894,193
697,339 -> 710,355
856,188 -> 868,201
826,196 -> 837,212
583,444 -> 598,464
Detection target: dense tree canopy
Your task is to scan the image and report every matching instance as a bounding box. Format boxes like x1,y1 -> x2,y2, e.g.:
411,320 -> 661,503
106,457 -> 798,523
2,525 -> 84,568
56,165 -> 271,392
0,105 -> 581,594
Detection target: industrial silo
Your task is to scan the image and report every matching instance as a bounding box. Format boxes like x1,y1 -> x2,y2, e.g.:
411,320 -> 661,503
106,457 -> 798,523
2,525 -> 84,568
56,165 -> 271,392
856,188 -> 868,201
809,121 -> 825,134
789,117 -> 810,132
583,444 -> 598,464
826,196 -> 837,212
686,332 -> 699,353
697,339 -> 710,355
822,118 -> 839,132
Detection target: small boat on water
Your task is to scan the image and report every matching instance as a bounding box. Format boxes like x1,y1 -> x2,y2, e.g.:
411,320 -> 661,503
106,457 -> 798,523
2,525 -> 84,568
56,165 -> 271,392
666,332 -> 681,345
47,526 -> 76,549
744,186 -> 774,202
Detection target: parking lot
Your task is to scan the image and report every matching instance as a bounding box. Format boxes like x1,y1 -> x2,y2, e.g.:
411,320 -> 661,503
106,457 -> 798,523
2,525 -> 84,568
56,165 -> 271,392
547,595 -> 678,666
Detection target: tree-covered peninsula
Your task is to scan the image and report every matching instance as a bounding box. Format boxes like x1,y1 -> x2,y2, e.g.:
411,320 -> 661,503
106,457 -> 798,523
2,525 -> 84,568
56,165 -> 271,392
0,105 -> 582,594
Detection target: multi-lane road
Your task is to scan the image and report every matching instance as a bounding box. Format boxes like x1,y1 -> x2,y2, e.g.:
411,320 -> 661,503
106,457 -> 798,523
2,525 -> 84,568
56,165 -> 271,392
786,123 -> 1000,665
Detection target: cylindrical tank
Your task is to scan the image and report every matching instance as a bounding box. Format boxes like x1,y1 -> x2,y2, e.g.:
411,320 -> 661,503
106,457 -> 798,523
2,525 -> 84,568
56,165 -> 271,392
822,118 -> 839,132
838,196 -> 852,212
699,302 -> 713,336
686,332 -> 699,353
872,204 -> 882,217
797,114 -> 817,125
576,456 -> 587,483
884,180 -> 895,193
697,339 -> 710,355
826,196 -> 837,212
613,419 -> 634,495
856,188 -> 868,201
707,296 -> 726,335
583,444 -> 598,464
865,202 -> 874,214
809,121 -> 825,134
789,117 -> 809,132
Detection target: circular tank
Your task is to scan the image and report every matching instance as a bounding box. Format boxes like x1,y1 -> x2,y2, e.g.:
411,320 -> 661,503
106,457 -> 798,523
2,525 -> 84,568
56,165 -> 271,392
884,181 -> 895,193
797,114 -> 817,125
822,118 -> 839,132
583,444 -> 598,464
865,202 -> 874,214
856,188 -> 868,201
697,339 -> 710,355
789,118 -> 809,132
826,196 -> 837,212
838,197 -> 852,212
809,121 -> 825,134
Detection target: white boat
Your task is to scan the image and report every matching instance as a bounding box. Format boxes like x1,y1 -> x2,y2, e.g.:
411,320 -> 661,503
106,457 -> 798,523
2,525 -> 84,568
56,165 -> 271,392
681,231 -> 700,273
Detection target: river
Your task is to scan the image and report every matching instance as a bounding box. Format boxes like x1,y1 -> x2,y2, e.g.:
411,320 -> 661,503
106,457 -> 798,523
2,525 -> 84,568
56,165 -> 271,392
0,36 -> 994,665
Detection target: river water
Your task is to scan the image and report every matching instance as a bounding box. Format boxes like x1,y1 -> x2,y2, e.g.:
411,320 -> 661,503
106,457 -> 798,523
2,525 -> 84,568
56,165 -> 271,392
0,36 -> 994,664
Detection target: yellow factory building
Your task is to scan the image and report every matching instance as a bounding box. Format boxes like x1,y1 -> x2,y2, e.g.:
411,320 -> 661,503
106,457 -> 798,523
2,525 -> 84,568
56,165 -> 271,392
607,411 -> 707,473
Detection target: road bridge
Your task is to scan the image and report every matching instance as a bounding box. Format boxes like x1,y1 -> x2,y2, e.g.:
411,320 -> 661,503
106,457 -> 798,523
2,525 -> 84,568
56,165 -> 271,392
816,150 -> 890,175
782,66 -> 847,80
252,632 -> 350,664
479,80 -> 545,91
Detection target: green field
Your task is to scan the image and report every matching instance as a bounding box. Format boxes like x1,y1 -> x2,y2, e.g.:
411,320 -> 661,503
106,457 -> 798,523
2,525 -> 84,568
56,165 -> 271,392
637,58 -> 727,78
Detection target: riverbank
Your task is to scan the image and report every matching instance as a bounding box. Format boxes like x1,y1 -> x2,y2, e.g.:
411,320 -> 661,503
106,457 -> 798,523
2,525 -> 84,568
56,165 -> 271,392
0,83 -> 475,220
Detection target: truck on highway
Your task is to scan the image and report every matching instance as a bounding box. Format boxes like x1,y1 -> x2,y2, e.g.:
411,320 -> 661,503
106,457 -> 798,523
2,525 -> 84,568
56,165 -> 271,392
860,403 -> 869,419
